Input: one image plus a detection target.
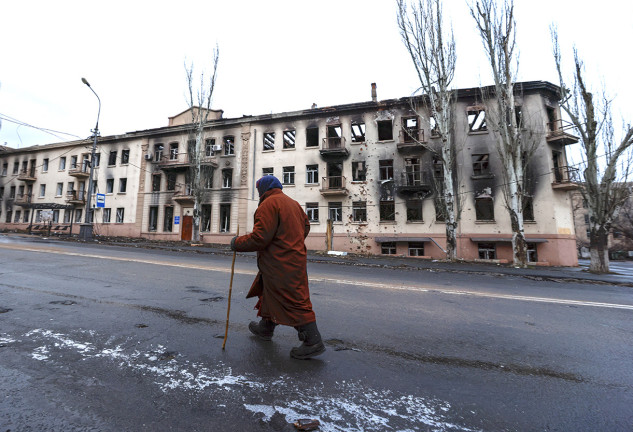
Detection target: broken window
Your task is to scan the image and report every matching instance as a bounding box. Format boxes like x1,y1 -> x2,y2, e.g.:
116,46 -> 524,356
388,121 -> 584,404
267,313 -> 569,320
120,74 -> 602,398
167,143 -> 178,160
352,161 -> 367,182
148,206 -> 158,232
119,178 -> 127,193
379,159 -> 393,181
527,243 -> 537,263
306,164 -> 318,184
219,204 -> 231,233
379,201 -> 395,222
262,167 -> 274,176
478,243 -> 496,260
475,193 -> 494,221
352,201 -> 367,222
116,208 -> 125,224
13,210 -> 21,223
106,179 -> 114,194
472,154 -> 491,177
404,158 -> 422,185
377,120 -> 393,141
154,144 -> 164,162
523,196 -> 535,221
102,208 -> 111,223
263,132 -> 275,151
401,116 -> 419,142
223,136 -> 235,155
328,202 -> 342,222
152,174 -> 161,192
433,156 -> 444,180
205,138 -> 215,156
467,108 -> 487,132
201,205 -> 212,232
167,173 -> 176,191
306,127 -> 319,147
351,122 -> 366,143
381,242 -> 396,255
306,203 -> 319,222
406,199 -> 423,222
42,158 -> 49,172
1,163 -> 7,176
222,169 -> 233,189
56,182 -> 64,196
282,166 -> 295,185
408,242 -> 425,257
162,206 -> 173,232
326,125 -> 342,149
546,106 -> 557,132
121,149 -> 130,164
283,130 -> 296,149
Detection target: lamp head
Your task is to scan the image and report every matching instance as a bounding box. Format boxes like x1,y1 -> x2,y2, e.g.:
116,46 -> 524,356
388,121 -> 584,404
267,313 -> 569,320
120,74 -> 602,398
81,77 -> 90,87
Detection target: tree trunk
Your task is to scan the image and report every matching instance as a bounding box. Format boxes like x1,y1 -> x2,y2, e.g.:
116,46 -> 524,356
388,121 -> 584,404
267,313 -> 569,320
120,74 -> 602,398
442,145 -> 458,260
589,227 -> 610,273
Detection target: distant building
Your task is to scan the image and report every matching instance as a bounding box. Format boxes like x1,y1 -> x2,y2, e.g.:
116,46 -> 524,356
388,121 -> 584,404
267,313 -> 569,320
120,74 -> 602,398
0,81 -> 580,266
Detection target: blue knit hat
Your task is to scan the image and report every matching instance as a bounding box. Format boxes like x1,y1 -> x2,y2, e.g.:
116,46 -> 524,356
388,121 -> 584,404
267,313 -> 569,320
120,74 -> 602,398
256,175 -> 283,197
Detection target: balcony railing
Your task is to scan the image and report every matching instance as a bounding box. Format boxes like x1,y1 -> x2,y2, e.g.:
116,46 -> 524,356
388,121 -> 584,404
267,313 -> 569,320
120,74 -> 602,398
68,163 -> 90,177
15,193 -> 33,205
399,128 -> 424,143
17,168 -> 37,182
65,190 -> 86,204
172,185 -> 194,202
547,119 -> 579,145
320,137 -> 349,157
552,166 -> 580,190
320,176 -> 348,195
157,153 -> 218,170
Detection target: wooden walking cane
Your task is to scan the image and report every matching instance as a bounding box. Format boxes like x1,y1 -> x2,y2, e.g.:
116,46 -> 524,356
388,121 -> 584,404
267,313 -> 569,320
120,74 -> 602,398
222,225 -> 238,350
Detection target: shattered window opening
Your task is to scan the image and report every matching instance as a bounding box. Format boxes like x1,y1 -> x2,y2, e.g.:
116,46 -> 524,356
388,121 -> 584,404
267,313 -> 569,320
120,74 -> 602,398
108,151 -> 117,166
379,159 -> 394,181
106,179 -> 114,194
169,143 -> 179,160
377,120 -> 393,141
352,201 -> 367,223
116,207 -> 125,224
222,169 -> 233,189
306,127 -> 319,147
404,158 -> 422,186
352,161 -> 367,182
201,205 -> 212,232
406,199 -> 423,222
306,164 -> 319,184
379,201 -> 395,222
205,139 -> 216,157
121,149 -> 130,164
154,144 -> 164,162
282,166 -> 295,185
219,204 -> 231,233
326,125 -> 342,149
478,243 -> 496,260
467,109 -> 487,132
523,196 -> 535,221
283,130 -> 296,149
223,136 -> 235,155
408,242 -> 425,256
164,206 -> 173,232
148,206 -> 158,232
152,174 -> 161,192
430,117 -> 440,137
475,195 -> 494,221
402,116 -> 419,142
306,203 -> 319,222
167,173 -> 176,191
351,122 -> 366,143
328,202 -> 342,222
262,167 -> 274,176
263,132 -> 275,151
472,154 -> 490,176
527,243 -> 537,262
381,242 -> 396,255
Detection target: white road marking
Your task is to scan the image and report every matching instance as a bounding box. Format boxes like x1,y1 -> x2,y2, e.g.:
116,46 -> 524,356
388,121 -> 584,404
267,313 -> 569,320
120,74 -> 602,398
2,243 -> 633,311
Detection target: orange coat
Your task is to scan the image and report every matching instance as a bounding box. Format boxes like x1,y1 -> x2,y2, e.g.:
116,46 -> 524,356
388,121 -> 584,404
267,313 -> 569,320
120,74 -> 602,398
234,189 -> 316,326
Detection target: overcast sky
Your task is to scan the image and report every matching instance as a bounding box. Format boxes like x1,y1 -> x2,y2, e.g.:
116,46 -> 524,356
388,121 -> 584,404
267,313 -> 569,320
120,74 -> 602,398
1,0 -> 631,149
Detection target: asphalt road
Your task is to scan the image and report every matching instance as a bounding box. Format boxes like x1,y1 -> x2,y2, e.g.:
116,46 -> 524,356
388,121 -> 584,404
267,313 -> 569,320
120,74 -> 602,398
1,235 -> 632,431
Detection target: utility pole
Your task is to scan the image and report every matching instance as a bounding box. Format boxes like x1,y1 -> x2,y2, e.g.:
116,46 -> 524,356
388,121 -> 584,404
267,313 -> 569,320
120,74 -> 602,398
78,77 -> 100,240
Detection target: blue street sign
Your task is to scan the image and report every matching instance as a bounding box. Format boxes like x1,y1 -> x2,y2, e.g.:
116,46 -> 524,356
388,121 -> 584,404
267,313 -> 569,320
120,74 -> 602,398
174,216 -> 180,225
96,193 -> 106,208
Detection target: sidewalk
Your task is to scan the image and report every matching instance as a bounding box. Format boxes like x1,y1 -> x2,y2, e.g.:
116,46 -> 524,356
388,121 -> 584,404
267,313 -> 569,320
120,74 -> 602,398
5,232 -> 633,286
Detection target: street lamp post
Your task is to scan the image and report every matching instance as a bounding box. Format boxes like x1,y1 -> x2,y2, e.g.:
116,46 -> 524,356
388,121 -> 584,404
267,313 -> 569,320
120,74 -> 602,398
78,77 -> 101,240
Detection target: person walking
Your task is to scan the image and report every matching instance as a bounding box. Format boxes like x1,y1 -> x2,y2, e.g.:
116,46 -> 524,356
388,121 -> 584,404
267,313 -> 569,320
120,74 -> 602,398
231,175 -> 325,359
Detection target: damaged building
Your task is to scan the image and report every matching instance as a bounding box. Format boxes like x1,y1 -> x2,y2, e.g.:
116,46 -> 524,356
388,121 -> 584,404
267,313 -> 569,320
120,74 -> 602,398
0,81 -> 579,266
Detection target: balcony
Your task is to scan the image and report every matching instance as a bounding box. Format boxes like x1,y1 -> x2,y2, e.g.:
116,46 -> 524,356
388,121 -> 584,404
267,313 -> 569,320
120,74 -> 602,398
172,186 -> 194,203
319,176 -> 349,196
552,166 -> 580,191
68,164 -> 90,178
397,128 -> 426,152
15,193 -> 33,206
158,153 -> 218,171
320,137 -> 349,158
547,119 -> 579,146
17,168 -> 37,182
65,190 -> 86,205
396,171 -> 432,195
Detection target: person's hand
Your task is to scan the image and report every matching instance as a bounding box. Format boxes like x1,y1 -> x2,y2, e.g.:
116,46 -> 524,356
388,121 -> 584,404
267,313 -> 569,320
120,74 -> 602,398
230,236 -> 238,251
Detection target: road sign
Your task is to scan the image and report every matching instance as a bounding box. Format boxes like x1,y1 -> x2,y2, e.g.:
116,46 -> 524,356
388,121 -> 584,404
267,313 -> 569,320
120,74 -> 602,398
174,216 -> 180,225
96,194 -> 106,208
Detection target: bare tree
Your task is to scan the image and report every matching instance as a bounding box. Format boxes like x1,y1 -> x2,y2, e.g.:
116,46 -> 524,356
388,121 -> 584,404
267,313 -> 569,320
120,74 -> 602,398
397,0 -> 460,260
470,0 -> 539,267
552,30 -> 633,273
184,45 -> 219,243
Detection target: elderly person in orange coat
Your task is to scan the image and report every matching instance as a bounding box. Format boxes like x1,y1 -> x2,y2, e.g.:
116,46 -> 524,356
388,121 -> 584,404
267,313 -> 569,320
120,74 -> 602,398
231,175 -> 325,359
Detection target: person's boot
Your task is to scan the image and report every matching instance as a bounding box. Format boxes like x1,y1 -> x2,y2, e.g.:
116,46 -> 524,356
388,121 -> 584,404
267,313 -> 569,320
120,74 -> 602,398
290,321 -> 325,359
248,319 -> 277,341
